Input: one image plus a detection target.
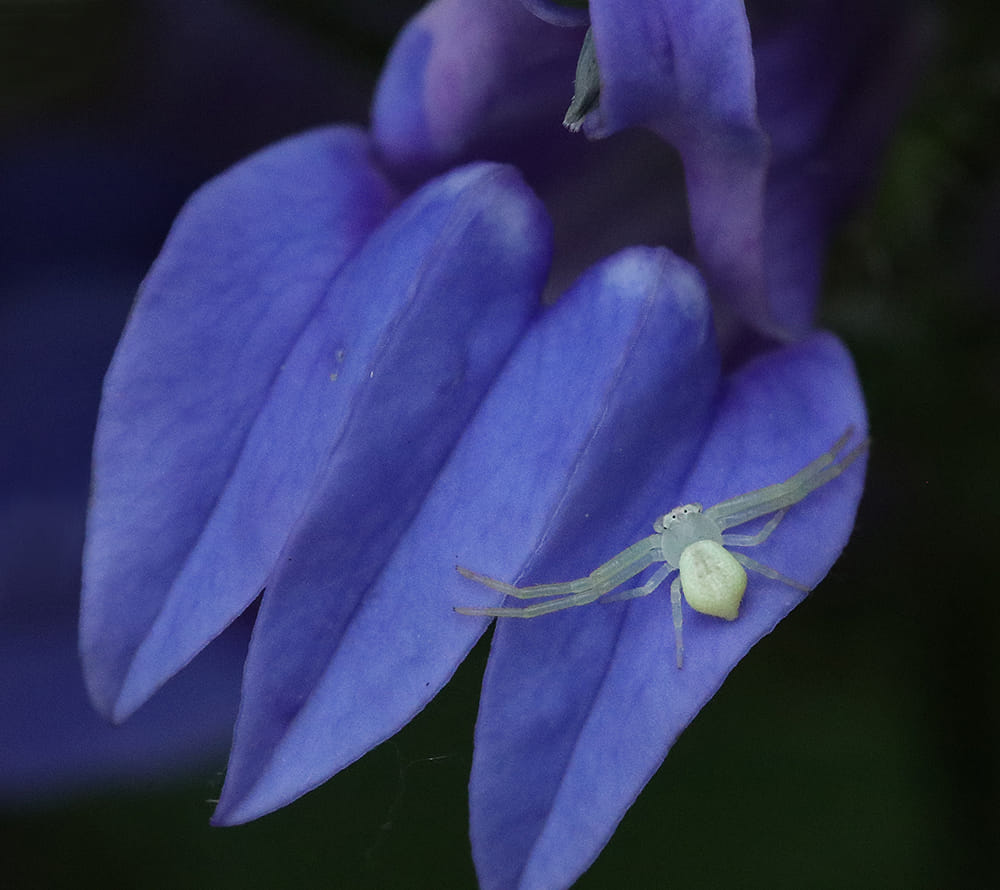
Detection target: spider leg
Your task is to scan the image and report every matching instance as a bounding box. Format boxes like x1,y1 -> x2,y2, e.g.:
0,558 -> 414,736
456,533 -> 661,602
455,566 -> 590,600
454,549 -> 667,618
730,551 -> 810,592
721,508 -> 788,547
600,563 -> 674,602
671,575 -> 684,668
454,583 -> 614,618
705,427 -> 867,531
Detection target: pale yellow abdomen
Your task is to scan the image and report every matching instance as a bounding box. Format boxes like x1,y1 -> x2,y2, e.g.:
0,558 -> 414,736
678,540 -> 747,621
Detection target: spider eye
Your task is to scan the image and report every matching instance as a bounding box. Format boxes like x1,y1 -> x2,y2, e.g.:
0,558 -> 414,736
661,506 -> 687,526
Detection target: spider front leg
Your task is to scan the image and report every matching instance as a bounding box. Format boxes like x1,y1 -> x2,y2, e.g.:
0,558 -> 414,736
455,534 -> 662,618
455,566 -> 593,600
705,427 -> 868,531
454,581 -> 617,618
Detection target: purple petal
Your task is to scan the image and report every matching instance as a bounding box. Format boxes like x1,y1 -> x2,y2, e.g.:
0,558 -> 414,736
470,334 -> 867,890
585,0 -> 770,328
81,127 -> 399,721
373,1 -> 921,337
111,161 -> 549,725
212,246 -> 717,825
210,161 -> 552,825
373,0 -> 687,302
372,0 -> 772,328
372,0 -> 583,178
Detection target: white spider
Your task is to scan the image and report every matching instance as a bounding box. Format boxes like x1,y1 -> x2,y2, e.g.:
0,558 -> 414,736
455,427 -> 868,667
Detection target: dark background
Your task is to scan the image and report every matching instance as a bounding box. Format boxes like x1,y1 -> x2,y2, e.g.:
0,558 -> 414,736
2,1 -> 998,886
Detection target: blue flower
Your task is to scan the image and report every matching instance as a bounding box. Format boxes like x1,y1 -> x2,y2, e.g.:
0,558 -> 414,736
80,0 -> 919,886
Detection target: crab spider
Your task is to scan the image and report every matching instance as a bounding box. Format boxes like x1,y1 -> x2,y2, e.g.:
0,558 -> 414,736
455,427 -> 868,668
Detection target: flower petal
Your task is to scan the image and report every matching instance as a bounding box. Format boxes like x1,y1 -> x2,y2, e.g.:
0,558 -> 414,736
373,1 -> 922,337
372,0 -> 773,329
372,0 -> 583,178
209,161 -> 553,824
212,245 -> 717,825
81,127 -> 399,721
585,0 -> 770,328
470,334 -> 867,890
112,160 -> 550,727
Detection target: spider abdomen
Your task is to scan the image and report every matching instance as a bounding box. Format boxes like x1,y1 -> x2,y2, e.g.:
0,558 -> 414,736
678,540 -> 747,621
